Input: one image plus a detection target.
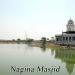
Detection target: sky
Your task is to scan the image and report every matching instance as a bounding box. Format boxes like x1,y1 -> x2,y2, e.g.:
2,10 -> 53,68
0,0 -> 75,40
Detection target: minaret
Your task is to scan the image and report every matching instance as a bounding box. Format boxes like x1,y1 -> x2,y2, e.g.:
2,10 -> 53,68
66,18 -> 75,32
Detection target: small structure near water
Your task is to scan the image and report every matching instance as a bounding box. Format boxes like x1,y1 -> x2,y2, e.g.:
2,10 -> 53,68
55,18 -> 75,46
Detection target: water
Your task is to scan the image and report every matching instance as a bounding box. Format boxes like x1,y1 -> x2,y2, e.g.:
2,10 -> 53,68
0,44 -> 75,75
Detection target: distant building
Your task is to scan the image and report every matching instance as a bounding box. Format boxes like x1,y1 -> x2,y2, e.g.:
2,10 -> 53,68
55,18 -> 75,46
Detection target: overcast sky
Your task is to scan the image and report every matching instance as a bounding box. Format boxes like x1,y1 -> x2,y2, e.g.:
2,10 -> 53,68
0,0 -> 75,40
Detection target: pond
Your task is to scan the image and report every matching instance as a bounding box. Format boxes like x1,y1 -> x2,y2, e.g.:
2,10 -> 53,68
0,44 -> 75,75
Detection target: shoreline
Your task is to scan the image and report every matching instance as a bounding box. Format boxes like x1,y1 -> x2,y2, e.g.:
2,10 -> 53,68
0,41 -> 75,49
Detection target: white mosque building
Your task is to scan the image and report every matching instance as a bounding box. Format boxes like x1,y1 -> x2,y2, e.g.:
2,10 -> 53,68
55,18 -> 75,46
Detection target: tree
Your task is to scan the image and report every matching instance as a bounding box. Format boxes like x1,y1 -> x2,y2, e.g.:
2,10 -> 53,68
17,38 -> 21,44
41,37 -> 46,45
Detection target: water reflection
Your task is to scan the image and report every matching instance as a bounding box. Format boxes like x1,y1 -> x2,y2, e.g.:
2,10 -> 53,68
22,44 -> 75,75
40,44 -> 46,52
54,48 -> 75,75
26,44 -> 75,75
51,49 -> 55,56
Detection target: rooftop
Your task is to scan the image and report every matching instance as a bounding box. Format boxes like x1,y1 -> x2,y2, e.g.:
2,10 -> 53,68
63,31 -> 75,34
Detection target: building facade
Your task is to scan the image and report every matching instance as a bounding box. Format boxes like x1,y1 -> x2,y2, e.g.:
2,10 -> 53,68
55,18 -> 75,46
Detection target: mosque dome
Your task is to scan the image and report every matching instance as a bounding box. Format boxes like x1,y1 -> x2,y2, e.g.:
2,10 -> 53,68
68,19 -> 74,25
67,18 -> 75,31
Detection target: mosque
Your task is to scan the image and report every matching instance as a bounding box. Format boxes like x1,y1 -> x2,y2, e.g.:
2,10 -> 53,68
55,18 -> 75,46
